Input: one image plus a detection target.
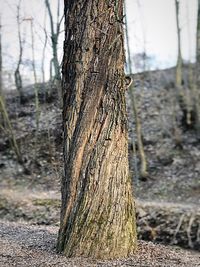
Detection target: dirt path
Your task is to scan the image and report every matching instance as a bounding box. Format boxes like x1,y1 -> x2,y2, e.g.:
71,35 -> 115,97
137,199 -> 200,212
1,187 -> 199,252
2,188 -> 200,212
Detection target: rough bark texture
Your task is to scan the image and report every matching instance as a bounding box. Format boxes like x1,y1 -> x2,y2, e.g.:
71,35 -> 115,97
57,0 -> 137,259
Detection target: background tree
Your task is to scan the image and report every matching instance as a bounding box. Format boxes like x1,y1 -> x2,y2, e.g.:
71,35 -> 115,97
174,0 -> 200,131
124,1 -> 148,181
30,18 -> 39,130
175,0 -> 182,88
174,0 -> 194,130
14,0 -> 24,103
57,0 -> 137,259
23,18 -> 40,130
45,0 -> 63,83
195,0 -> 200,131
0,95 -> 22,163
196,0 -> 200,69
0,16 -> 3,96
41,10 -> 48,87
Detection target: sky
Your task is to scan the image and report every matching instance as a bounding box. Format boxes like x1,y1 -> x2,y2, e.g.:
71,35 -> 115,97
0,0 -> 64,86
126,0 -> 198,70
0,0 -> 198,85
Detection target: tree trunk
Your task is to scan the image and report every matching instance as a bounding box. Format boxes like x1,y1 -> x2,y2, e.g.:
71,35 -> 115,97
45,0 -> 61,82
195,0 -> 200,132
197,0 -> 200,67
124,1 -> 148,181
0,17 -> 2,96
57,0 -> 137,259
30,19 -> 39,131
15,1 -> 23,103
45,0 -> 62,102
175,0 -> 182,88
42,10 -> 48,87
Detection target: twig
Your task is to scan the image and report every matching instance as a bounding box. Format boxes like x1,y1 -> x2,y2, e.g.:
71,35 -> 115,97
187,213 -> 195,248
196,221 -> 200,244
172,214 -> 185,244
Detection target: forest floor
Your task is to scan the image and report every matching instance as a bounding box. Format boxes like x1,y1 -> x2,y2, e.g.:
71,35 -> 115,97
0,68 -> 200,266
0,220 -> 199,267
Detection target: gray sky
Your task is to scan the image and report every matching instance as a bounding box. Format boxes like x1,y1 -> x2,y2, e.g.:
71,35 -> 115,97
1,0 -> 64,84
126,0 -> 198,70
0,0 -> 198,83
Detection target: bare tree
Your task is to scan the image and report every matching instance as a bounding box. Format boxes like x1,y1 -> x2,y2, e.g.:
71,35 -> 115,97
14,0 -> 24,103
57,0 -> 137,259
23,18 -> 40,130
45,0 -> 63,83
124,1 -> 148,180
41,10 -> 48,86
0,95 -> 22,163
30,19 -> 39,130
195,0 -> 200,132
0,15 -> 4,126
0,16 -> 3,96
174,0 -> 192,131
197,0 -> 200,68
175,0 -> 182,88
175,0 -> 200,131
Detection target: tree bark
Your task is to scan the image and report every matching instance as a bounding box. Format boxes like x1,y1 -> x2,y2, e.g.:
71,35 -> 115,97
57,0 -> 137,259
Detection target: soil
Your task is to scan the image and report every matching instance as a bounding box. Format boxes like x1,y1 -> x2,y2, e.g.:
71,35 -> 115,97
0,69 -> 200,265
129,69 -> 200,205
0,221 -> 200,267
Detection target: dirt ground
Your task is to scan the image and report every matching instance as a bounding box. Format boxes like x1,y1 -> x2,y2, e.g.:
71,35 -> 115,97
129,69 -> 200,205
0,69 -> 200,265
0,221 -> 199,267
